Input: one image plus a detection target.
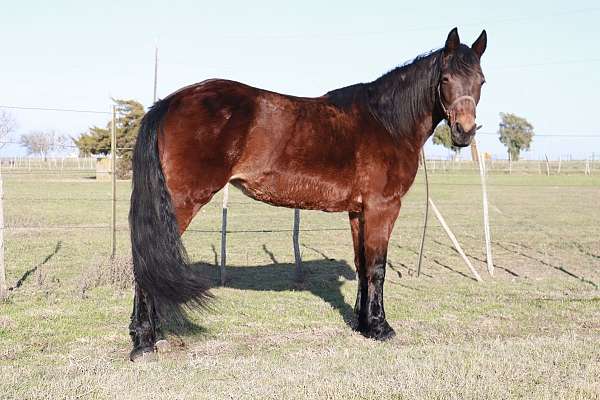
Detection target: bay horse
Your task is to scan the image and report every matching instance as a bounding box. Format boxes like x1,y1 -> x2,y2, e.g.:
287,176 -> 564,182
128,27 -> 487,360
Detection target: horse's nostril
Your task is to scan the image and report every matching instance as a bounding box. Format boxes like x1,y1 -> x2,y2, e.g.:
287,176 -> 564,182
455,122 -> 464,135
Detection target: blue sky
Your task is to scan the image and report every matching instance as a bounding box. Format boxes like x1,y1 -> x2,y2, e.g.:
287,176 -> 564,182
1,0 -> 599,159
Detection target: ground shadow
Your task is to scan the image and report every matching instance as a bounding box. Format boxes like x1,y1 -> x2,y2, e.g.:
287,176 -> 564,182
573,241 -> 600,260
495,241 -> 597,288
395,243 -> 477,281
430,239 -> 520,278
189,249 -> 357,327
162,310 -> 209,337
10,241 -> 62,291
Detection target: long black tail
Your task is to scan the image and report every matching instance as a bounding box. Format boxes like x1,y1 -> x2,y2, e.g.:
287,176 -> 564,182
129,97 -> 211,319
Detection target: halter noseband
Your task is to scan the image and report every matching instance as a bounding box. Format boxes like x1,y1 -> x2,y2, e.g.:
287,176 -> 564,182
437,83 -> 477,123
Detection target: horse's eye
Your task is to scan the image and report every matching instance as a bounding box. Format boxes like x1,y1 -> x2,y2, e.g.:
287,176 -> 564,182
441,76 -> 450,84
481,79 -> 486,85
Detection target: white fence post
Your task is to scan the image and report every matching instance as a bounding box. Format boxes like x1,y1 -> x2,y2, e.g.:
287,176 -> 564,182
478,150 -> 494,276
585,158 -> 591,176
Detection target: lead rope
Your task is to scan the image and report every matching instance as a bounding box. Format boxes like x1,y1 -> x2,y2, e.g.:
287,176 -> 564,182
417,148 -> 429,277
418,85 -> 478,277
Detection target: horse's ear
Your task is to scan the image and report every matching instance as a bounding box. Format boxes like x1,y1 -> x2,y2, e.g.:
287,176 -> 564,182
472,30 -> 487,58
444,27 -> 460,53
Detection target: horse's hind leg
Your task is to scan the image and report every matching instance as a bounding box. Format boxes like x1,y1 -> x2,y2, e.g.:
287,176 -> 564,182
129,168 -> 228,361
129,284 -> 161,360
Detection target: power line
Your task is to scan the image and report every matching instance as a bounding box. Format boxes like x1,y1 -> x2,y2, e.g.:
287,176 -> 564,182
489,58 -> 600,71
0,105 -> 110,115
477,132 -> 600,138
214,7 -> 600,40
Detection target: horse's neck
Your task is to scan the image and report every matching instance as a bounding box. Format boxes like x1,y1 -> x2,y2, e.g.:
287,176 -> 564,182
366,55 -> 444,150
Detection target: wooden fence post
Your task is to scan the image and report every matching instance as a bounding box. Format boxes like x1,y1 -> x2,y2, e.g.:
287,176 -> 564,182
292,209 -> 303,281
0,164 -> 6,300
220,183 -> 229,285
585,158 -> 591,176
110,105 -> 116,259
478,151 -> 494,276
428,198 -> 482,282
544,154 -> 550,176
558,156 -> 562,174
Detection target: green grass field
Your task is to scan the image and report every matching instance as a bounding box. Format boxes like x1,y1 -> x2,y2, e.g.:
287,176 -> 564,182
1,169 -> 599,399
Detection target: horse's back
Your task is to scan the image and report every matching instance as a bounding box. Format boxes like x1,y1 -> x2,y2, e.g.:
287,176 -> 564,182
159,79 -> 365,211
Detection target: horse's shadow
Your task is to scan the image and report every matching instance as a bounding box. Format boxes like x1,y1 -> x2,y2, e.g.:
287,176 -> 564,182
180,248 -> 357,332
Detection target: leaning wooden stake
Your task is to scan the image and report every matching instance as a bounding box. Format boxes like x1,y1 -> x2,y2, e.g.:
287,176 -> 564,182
428,198 -> 482,282
417,149 -> 429,277
220,184 -> 229,285
0,164 -> 6,300
292,209 -> 303,281
478,151 -> 494,276
544,154 -> 550,176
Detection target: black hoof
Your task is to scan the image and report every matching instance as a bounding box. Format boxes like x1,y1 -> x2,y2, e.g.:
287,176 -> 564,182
129,346 -> 155,362
361,321 -> 396,341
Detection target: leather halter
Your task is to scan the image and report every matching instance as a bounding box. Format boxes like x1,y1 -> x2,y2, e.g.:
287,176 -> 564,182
437,83 -> 477,123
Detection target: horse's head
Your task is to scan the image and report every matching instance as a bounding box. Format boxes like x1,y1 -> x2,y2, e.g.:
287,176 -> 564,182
438,28 -> 487,147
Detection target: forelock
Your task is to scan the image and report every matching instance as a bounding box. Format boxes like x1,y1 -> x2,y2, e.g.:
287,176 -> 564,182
446,45 -> 481,77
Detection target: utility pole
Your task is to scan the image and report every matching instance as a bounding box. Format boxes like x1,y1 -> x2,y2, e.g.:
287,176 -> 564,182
153,47 -> 158,103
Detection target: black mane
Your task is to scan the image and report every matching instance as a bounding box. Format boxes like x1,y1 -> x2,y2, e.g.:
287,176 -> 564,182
325,45 -> 480,138
366,49 -> 443,137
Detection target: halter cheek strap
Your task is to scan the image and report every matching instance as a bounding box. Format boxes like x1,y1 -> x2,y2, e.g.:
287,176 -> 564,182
437,84 -> 477,122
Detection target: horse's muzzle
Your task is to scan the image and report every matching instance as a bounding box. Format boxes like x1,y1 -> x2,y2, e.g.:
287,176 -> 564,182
451,122 -> 477,147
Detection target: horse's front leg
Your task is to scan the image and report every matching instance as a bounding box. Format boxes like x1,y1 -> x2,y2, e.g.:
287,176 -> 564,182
355,201 -> 400,340
349,211 -> 366,317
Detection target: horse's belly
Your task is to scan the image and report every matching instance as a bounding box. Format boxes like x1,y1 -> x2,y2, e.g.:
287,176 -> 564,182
229,172 -> 358,212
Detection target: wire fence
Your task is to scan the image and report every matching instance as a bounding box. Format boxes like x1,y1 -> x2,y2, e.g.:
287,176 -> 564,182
1,155 -> 597,176
421,158 -> 598,175
1,156 -> 96,171
1,157 -> 598,238
1,156 -> 599,290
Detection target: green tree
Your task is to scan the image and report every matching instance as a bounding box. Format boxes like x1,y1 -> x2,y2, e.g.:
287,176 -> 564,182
74,99 -> 145,177
498,112 -> 534,161
432,122 -> 461,158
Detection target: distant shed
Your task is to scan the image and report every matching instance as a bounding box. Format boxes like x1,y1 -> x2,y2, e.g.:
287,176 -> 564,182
95,157 -> 113,181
